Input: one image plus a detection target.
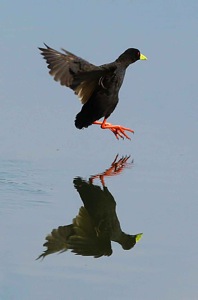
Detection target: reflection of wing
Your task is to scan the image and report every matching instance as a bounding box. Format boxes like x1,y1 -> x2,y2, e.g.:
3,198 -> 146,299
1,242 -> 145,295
68,207 -> 112,258
39,44 -> 116,104
37,207 -> 112,260
36,225 -> 74,259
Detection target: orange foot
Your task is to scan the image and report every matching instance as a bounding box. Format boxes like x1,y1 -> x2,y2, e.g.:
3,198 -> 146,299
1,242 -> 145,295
93,119 -> 134,140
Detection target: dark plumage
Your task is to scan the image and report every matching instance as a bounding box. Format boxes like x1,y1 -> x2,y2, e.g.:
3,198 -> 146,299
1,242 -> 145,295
38,44 -> 147,139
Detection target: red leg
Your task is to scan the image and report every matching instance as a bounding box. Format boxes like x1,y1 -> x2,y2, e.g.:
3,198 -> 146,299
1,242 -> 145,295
93,118 -> 134,140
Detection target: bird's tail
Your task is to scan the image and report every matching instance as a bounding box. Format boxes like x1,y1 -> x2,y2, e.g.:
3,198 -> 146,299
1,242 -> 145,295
75,111 -> 94,129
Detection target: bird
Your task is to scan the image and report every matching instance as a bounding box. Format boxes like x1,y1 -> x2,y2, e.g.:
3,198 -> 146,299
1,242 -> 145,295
37,155 -> 142,259
38,44 -> 147,139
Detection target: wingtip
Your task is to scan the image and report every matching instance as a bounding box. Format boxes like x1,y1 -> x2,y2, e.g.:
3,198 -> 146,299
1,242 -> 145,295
43,42 -> 50,48
38,43 -> 50,51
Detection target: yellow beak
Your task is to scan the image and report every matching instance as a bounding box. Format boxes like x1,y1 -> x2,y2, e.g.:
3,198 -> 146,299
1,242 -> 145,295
140,53 -> 147,60
135,233 -> 143,242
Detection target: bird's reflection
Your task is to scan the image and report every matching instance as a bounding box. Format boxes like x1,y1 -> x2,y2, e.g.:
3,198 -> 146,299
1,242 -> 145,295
37,155 -> 142,259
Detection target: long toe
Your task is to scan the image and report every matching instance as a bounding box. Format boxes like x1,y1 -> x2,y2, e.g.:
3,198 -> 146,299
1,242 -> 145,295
109,125 -> 134,140
111,128 -> 124,140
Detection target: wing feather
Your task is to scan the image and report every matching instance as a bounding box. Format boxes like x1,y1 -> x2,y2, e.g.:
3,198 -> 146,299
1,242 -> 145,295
39,44 -> 116,104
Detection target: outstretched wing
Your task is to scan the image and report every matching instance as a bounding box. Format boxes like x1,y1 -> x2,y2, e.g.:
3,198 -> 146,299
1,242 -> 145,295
37,206 -> 112,260
39,44 -> 116,104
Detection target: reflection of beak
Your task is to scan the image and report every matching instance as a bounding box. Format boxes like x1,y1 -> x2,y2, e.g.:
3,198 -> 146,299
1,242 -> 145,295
140,53 -> 147,60
136,233 -> 143,242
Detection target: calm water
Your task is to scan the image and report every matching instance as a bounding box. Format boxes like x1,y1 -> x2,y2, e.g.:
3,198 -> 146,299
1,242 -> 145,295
1,140 -> 197,300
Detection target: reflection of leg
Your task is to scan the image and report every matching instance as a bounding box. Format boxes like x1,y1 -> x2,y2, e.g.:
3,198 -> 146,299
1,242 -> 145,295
93,118 -> 134,140
89,155 -> 132,186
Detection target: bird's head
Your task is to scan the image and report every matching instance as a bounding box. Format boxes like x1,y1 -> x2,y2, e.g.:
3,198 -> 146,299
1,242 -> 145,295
121,233 -> 143,250
116,48 -> 147,65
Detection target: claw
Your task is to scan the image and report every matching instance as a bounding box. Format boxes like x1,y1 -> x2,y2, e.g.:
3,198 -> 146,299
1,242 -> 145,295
93,119 -> 134,140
